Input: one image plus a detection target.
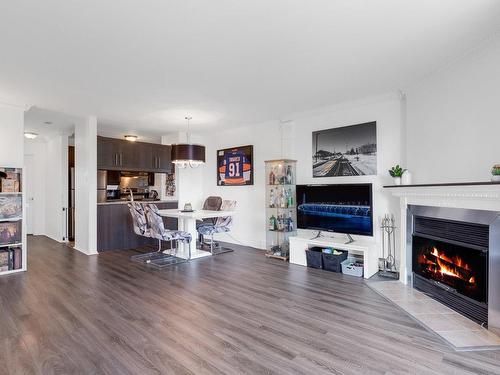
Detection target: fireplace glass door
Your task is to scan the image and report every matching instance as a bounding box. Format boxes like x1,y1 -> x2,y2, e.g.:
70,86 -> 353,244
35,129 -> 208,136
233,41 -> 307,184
412,235 -> 487,304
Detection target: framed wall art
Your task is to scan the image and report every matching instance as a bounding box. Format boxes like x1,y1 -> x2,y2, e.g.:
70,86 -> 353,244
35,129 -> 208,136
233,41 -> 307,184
312,121 -> 377,177
217,145 -> 254,186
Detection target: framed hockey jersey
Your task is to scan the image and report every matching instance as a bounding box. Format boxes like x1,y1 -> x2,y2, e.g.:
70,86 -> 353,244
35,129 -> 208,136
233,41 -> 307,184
217,145 -> 254,186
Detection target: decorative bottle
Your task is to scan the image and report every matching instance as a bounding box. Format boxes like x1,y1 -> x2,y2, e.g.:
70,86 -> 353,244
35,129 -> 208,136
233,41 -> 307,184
269,215 -> 276,231
281,189 -> 286,208
286,165 -> 293,184
287,212 -> 294,232
271,167 -> 277,185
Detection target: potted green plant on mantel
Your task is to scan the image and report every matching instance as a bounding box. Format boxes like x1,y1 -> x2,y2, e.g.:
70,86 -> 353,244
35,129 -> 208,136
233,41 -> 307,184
492,164 -> 500,182
389,165 -> 406,185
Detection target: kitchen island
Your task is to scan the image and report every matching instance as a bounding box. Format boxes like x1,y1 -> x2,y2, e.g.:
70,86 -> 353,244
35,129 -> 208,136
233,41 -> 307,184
97,200 -> 178,252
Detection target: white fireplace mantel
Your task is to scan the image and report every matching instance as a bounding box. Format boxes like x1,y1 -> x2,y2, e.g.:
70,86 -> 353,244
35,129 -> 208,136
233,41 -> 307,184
387,182 -> 500,283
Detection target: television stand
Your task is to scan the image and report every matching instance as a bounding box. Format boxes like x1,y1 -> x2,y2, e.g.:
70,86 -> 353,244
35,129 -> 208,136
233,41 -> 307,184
289,234 -> 379,279
311,231 -> 355,244
310,230 -> 325,240
345,233 -> 355,244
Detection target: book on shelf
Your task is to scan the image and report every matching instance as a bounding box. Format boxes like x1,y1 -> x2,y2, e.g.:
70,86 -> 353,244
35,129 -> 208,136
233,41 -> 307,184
14,247 -> 21,269
0,195 -> 22,219
0,168 -> 21,193
0,247 -> 22,271
0,221 -> 22,246
0,251 -> 8,271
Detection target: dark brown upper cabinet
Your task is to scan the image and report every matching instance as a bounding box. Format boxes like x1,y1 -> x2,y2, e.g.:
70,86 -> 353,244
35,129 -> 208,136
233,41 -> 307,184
151,144 -> 171,172
97,136 -> 172,173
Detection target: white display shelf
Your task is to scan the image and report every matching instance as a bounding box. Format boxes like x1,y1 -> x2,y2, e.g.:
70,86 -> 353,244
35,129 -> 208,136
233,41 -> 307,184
0,243 -> 22,248
0,217 -> 22,222
0,268 -> 25,276
265,159 -> 297,260
0,167 -> 25,276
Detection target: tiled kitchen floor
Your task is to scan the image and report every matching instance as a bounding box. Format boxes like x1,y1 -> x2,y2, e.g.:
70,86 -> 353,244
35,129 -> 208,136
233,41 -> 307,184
368,280 -> 500,350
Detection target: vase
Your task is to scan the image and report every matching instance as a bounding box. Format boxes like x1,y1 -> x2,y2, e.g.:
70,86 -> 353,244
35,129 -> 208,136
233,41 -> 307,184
402,170 -> 412,185
393,177 -> 402,185
492,175 -> 500,182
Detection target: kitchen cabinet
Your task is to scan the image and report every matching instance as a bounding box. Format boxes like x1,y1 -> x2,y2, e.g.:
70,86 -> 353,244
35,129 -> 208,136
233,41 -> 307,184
151,144 -> 171,172
97,136 -> 172,173
97,201 -> 178,252
97,137 -> 120,169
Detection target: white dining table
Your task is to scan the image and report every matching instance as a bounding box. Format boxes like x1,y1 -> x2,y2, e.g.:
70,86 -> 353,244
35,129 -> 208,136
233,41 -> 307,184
157,209 -> 236,260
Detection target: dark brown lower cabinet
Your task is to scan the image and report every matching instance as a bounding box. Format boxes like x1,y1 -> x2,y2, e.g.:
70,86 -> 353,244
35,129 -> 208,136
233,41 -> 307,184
97,201 -> 178,252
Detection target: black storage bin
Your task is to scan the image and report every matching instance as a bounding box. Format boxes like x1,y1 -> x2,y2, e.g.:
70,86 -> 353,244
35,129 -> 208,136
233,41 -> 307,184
305,247 -> 323,269
322,250 -> 348,272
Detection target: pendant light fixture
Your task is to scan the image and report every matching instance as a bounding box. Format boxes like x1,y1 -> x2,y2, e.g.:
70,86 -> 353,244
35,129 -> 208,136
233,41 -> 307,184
171,116 -> 206,168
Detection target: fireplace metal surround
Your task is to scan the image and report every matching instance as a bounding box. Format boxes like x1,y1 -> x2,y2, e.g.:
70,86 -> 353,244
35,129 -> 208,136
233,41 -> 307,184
407,205 -> 500,334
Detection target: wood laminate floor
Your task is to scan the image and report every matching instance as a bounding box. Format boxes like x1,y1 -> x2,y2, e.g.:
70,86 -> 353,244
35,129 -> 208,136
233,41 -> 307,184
1,236 -> 500,375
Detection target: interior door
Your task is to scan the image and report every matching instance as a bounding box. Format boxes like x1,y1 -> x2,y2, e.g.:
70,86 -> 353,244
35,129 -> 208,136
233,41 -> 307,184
24,154 -> 35,235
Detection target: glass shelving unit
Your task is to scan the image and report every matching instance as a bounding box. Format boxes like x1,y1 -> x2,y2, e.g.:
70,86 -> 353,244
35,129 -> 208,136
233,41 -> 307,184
265,159 -> 297,261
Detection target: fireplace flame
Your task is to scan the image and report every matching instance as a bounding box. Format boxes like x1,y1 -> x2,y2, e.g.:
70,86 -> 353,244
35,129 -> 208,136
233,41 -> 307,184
421,247 -> 476,286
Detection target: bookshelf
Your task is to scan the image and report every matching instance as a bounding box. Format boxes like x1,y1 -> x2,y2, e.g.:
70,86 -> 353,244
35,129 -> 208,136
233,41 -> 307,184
0,167 -> 26,275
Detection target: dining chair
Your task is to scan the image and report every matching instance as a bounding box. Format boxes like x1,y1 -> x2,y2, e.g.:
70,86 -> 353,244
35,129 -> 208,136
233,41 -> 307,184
197,196 -> 223,245
197,200 -> 236,255
128,201 -> 167,265
128,202 -> 151,238
143,204 -> 192,266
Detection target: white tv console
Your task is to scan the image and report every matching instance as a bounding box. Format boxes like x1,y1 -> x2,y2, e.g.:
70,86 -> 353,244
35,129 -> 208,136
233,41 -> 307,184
289,234 -> 379,279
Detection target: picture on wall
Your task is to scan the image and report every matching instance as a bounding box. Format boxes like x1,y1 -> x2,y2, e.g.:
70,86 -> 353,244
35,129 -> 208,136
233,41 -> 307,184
217,145 -> 254,186
312,121 -> 377,177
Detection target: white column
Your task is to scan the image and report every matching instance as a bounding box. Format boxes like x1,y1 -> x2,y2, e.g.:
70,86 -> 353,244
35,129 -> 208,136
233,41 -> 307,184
0,102 -> 25,168
74,116 -> 98,255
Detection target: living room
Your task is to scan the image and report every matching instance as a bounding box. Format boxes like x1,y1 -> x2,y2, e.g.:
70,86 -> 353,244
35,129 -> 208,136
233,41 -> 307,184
1,1 -> 500,373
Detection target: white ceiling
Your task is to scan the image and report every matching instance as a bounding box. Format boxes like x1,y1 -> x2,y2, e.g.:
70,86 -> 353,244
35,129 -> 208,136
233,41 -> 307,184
2,0 -> 500,135
24,107 -> 76,141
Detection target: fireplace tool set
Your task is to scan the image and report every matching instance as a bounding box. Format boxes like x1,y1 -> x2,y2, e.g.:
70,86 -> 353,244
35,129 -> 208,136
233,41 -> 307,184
379,214 -> 399,279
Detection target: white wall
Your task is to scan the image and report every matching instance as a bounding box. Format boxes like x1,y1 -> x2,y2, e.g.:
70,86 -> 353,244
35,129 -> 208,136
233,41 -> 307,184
406,35 -> 500,183
0,103 -> 24,167
201,120 -> 283,248
200,93 -> 403,252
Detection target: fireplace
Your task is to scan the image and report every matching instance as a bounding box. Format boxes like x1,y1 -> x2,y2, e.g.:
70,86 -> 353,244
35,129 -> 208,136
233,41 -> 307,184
411,214 -> 489,326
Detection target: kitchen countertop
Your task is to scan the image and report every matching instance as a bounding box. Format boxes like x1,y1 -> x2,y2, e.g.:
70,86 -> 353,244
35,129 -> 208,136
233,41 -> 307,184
97,199 -> 177,206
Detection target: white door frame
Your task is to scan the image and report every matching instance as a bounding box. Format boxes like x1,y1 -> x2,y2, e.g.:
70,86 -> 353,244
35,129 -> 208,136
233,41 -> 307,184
24,154 -> 35,235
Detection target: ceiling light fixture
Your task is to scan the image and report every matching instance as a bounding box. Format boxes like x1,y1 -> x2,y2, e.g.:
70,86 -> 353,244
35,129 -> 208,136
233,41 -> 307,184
171,116 -> 206,168
24,132 -> 38,139
124,135 -> 138,142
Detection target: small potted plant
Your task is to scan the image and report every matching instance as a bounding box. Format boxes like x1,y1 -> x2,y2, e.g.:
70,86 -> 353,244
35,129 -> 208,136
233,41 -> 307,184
389,165 -> 406,185
492,164 -> 500,182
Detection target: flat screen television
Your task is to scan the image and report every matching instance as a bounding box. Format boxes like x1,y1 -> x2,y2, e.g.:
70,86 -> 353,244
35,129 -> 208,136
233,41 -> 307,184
296,183 -> 373,236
